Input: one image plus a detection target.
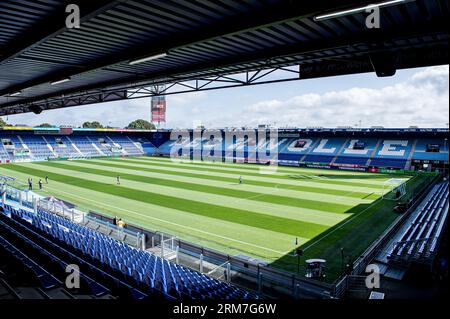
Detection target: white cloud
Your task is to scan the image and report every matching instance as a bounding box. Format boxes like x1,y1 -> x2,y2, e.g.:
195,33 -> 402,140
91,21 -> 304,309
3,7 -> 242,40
221,65 -> 449,128
5,90 -> 209,128
6,97 -> 153,127
5,66 -> 449,128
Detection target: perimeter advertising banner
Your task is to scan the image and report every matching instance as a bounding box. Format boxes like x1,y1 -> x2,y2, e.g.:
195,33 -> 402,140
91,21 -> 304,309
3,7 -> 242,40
151,96 -> 166,123
300,161 -> 369,172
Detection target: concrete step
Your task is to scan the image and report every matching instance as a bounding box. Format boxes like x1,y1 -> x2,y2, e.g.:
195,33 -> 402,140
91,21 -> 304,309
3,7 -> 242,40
14,287 -> 47,299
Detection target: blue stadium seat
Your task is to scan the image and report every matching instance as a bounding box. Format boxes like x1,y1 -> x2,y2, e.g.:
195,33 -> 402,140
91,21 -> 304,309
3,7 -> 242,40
0,204 -> 257,300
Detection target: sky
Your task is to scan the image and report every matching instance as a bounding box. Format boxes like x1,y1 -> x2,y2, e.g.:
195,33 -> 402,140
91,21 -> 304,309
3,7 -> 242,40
4,65 -> 449,129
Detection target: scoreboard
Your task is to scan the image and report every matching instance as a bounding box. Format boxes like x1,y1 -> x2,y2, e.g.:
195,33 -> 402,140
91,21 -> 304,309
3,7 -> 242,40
34,127 -> 73,135
59,127 -> 73,135
151,95 -> 166,124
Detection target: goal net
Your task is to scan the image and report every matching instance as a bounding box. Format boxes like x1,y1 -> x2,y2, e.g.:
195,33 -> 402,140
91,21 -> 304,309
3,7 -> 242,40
158,237 -> 177,261
381,178 -> 407,200
206,261 -> 230,282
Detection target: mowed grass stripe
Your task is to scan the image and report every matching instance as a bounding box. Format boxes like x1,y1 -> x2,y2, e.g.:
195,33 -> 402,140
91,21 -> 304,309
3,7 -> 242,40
139,156 -> 393,182
41,161 -> 372,208
139,156 -> 397,180
107,157 -> 385,197
121,157 -> 388,188
0,167 -> 302,256
64,161 -> 372,205
111,157 -> 385,191
32,161 -> 349,224
274,174 -> 429,280
88,158 -> 379,197
4,164 -> 329,238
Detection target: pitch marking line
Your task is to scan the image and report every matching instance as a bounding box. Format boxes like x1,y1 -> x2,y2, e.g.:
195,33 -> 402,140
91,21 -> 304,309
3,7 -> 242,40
36,183 -> 288,255
302,176 -> 415,252
232,180 -> 373,205
301,199 -> 381,252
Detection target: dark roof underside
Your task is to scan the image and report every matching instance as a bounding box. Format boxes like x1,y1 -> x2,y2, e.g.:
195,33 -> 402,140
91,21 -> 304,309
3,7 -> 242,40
0,0 -> 448,115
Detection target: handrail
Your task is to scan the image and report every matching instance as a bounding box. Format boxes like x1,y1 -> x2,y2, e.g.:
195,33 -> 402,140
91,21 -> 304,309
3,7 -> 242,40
84,214 -> 139,237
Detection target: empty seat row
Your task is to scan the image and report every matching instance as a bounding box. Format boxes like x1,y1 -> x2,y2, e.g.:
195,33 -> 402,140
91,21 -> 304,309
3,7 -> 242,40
3,134 -> 148,161
1,204 -> 257,300
0,210 -> 146,299
0,216 -> 112,297
389,182 -> 449,259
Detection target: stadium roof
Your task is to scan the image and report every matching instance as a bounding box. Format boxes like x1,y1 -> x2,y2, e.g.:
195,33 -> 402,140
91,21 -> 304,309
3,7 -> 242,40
0,0 -> 448,116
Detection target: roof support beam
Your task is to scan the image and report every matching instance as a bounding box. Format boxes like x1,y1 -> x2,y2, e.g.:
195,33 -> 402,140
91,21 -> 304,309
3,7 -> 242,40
0,44 -> 446,116
0,0 -> 375,97
0,0 -> 119,66
1,14 -> 446,110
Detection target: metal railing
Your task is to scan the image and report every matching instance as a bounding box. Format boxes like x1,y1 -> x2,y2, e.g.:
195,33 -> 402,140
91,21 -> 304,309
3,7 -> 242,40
37,198 -> 79,222
88,210 -> 334,299
1,184 -> 144,249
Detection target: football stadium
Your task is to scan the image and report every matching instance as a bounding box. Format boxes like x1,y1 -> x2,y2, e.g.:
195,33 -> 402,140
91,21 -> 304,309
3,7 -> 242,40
0,0 -> 448,310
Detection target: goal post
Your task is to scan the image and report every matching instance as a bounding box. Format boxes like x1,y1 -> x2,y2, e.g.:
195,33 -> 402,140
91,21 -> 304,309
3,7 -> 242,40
206,261 -> 231,283
159,236 -> 178,261
381,178 -> 407,200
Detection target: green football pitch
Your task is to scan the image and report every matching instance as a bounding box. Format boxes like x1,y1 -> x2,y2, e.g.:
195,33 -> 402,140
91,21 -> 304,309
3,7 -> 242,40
0,156 -> 432,281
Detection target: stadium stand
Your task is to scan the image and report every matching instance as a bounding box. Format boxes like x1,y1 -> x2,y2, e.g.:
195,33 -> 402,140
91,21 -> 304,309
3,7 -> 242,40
46,136 -> 80,159
109,136 -> 144,156
333,138 -> 380,166
0,128 -> 448,172
139,129 -> 449,172
304,138 -> 348,162
18,135 -> 55,161
0,130 -> 149,161
67,136 -> 102,158
0,0 -> 447,302
0,204 -> 257,300
87,136 -> 113,157
412,139 -> 449,161
368,140 -> 412,169
277,138 -> 316,164
0,143 -> 10,162
155,136 -> 191,157
0,211 -> 114,299
388,181 -> 449,264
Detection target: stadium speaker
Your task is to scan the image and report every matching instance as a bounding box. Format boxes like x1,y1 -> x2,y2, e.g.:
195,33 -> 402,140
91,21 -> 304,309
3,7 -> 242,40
29,105 -> 43,114
369,52 -> 398,77
296,248 -> 303,256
